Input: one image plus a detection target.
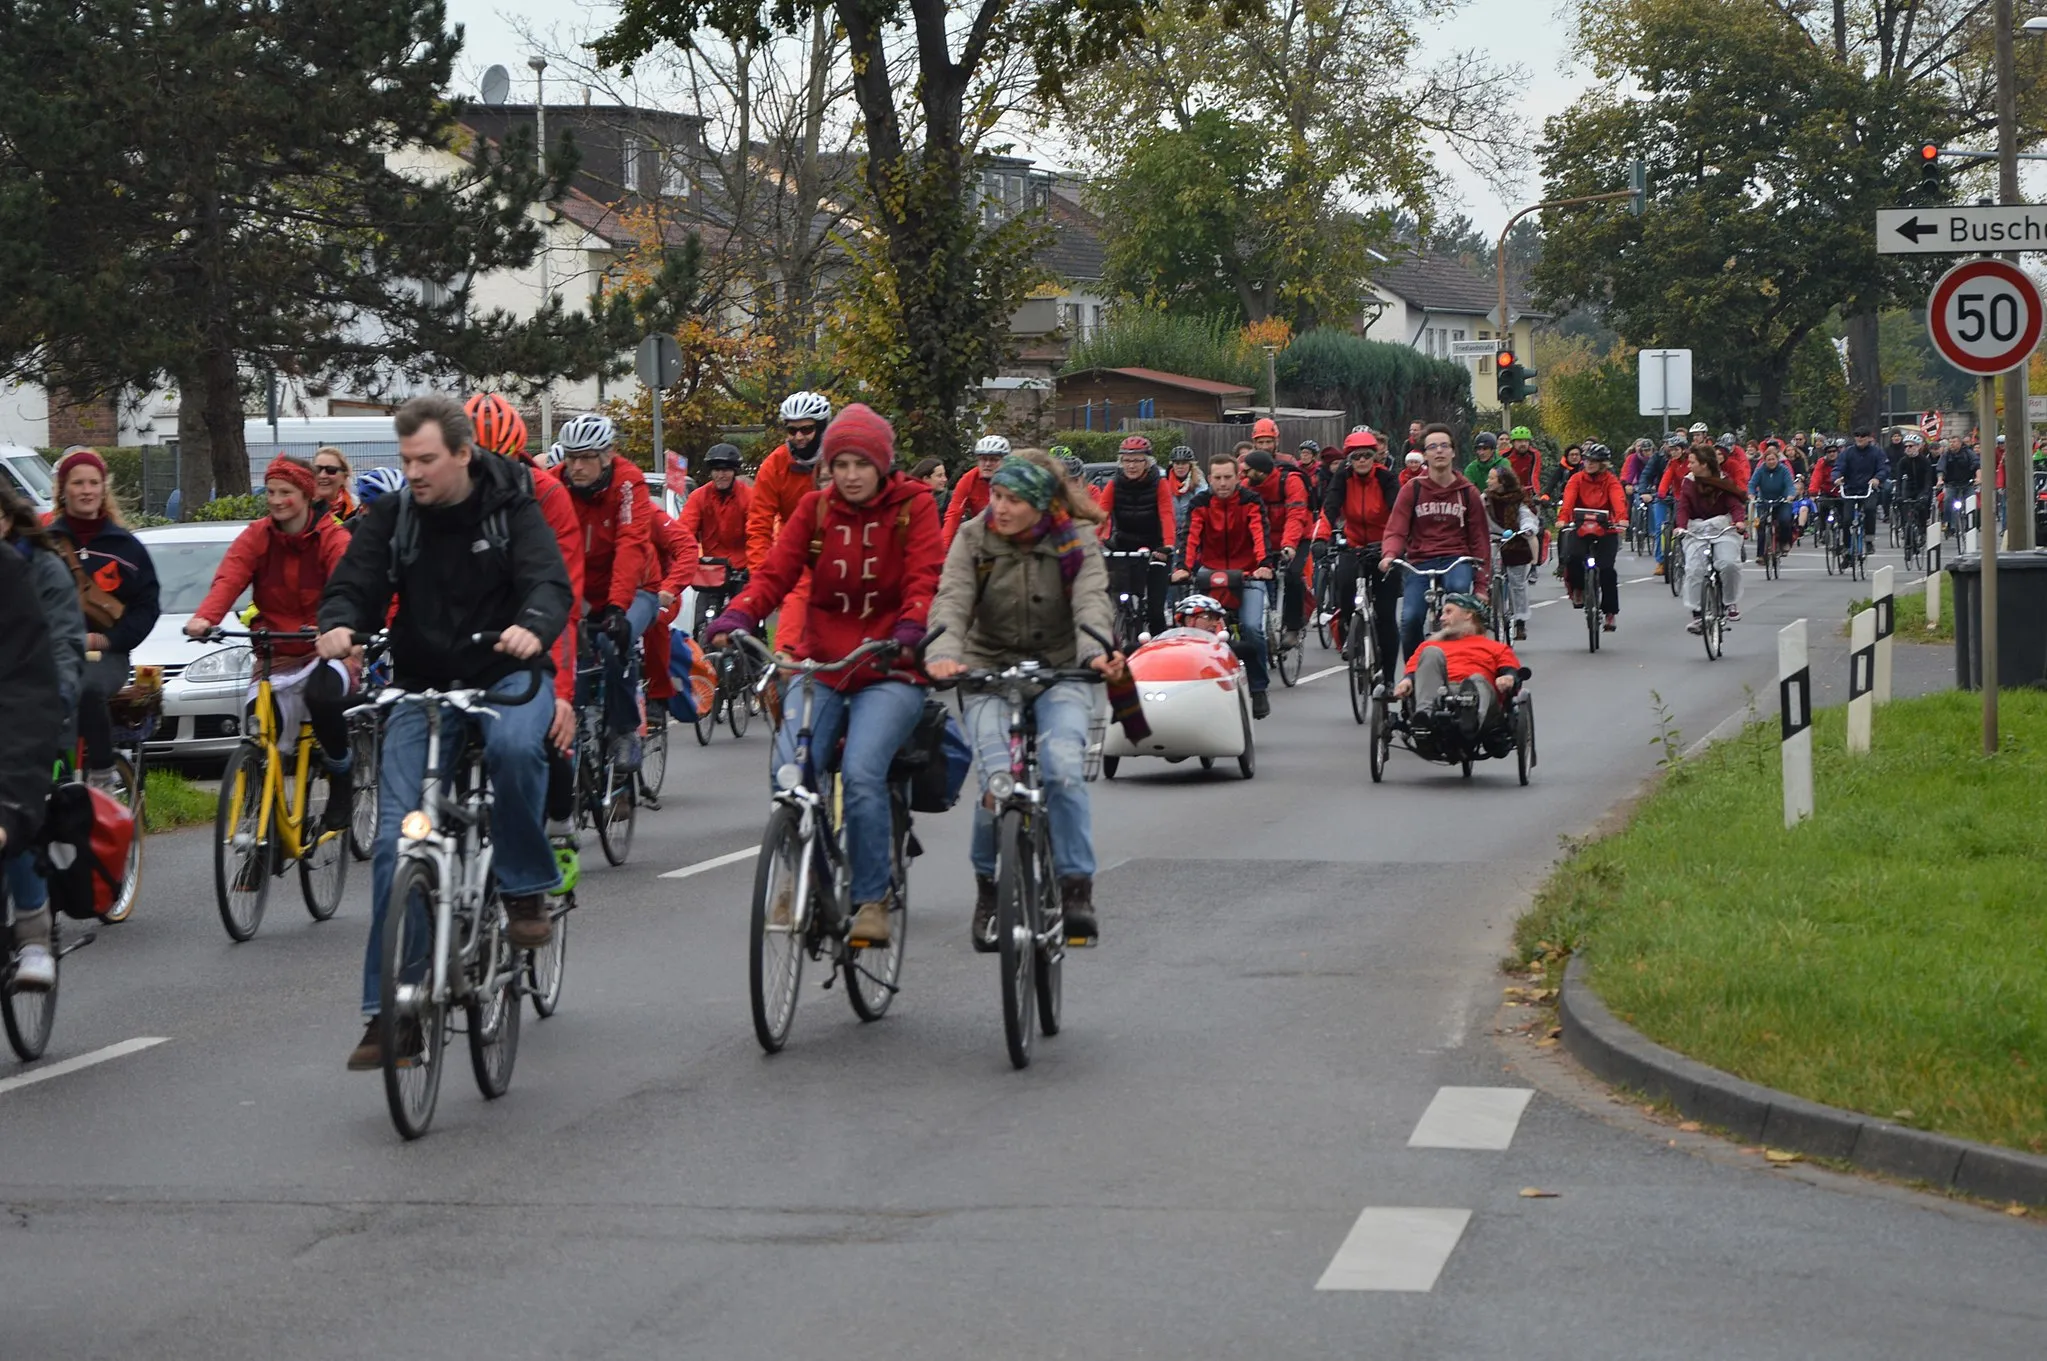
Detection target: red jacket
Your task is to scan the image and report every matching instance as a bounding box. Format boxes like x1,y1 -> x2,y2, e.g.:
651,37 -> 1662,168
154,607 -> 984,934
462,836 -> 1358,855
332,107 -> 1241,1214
1508,446 -> 1540,493
727,476 -> 944,691
681,478 -> 752,570
942,465 -> 994,546
195,513 -> 351,661
1722,447 -> 1751,491
1251,467 -> 1311,551
745,444 -> 819,568
1809,456 -> 1837,496
520,458 -> 583,704
1403,630 -> 1522,683
1557,469 -> 1630,536
567,455 -> 656,613
649,505 -> 702,598
1382,473 -> 1492,590
1183,487 -> 1269,572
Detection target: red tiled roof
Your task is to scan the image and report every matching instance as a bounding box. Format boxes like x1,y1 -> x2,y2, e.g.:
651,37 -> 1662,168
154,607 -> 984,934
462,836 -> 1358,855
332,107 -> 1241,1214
1061,367 -> 1256,397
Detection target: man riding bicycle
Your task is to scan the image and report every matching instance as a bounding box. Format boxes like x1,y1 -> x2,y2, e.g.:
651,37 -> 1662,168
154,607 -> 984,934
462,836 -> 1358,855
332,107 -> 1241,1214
1175,451 -> 1274,718
708,405 -> 944,950
1382,424 -> 1491,664
942,434 -> 1011,547
680,443 -> 753,637
926,452 -> 1123,949
557,412 -> 658,768
317,394 -> 573,1070
1894,435 -> 1936,540
747,392 -> 832,650
1241,448 -> 1311,647
1092,434 -> 1177,637
1838,428 -> 1887,545
1557,443 -> 1629,633
1319,429 -> 1403,679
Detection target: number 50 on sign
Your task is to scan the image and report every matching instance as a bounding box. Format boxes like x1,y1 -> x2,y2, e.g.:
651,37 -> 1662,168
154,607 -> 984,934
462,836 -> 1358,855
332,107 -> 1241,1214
1926,258 -> 2045,377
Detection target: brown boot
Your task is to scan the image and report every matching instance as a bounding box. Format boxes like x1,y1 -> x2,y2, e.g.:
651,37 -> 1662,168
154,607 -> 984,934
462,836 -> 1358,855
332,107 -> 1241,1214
1060,876 -> 1099,945
848,894 -> 893,947
971,875 -> 998,953
504,893 -> 553,950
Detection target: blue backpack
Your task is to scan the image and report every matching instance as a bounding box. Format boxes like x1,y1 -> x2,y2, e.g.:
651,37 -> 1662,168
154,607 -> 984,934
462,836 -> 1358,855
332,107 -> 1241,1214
665,626 -> 714,722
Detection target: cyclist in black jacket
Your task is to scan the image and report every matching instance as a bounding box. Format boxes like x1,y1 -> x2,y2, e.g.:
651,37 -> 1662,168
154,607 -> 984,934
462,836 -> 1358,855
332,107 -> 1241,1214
318,394 -> 573,1071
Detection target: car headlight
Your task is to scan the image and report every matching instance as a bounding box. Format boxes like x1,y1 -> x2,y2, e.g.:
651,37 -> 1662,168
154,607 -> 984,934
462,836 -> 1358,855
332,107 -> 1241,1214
183,645 -> 253,684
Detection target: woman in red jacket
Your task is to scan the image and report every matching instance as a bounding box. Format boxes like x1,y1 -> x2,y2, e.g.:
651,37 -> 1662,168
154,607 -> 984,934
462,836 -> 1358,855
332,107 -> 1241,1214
707,404 -> 943,947
186,456 -> 357,821
1555,442 -> 1630,632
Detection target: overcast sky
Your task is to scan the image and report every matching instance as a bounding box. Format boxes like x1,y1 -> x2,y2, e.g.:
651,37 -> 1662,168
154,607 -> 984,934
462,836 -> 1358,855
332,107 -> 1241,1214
443,0 -> 1583,238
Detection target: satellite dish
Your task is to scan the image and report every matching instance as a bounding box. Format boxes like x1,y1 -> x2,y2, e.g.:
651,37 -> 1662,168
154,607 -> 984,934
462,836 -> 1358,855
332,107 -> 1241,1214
480,64 -> 511,106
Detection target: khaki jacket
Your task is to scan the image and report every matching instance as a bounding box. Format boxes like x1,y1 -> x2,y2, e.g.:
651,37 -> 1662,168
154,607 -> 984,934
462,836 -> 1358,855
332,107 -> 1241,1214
926,516 -> 1114,670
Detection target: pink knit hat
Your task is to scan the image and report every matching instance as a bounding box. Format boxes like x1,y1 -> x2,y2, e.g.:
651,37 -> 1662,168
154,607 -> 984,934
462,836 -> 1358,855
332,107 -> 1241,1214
819,403 -> 895,475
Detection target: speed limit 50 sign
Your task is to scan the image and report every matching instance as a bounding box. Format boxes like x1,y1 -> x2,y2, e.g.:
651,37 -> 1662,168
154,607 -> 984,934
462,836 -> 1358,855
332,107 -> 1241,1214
1926,258 -> 2044,376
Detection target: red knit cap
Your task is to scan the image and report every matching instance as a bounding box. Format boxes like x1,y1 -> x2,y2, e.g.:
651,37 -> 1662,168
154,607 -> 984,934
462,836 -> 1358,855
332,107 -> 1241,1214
55,446 -> 106,486
263,455 -> 318,501
819,402 -> 894,474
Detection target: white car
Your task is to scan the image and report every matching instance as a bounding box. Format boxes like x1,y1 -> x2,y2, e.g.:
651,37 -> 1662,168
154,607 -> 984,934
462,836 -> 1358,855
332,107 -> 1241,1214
0,444 -> 56,515
132,522 -> 258,762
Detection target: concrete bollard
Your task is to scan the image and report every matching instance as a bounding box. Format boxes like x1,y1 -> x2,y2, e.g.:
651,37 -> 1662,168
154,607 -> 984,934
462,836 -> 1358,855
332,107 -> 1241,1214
1872,565 -> 1894,705
1779,619 -> 1813,827
1847,608 -> 1875,755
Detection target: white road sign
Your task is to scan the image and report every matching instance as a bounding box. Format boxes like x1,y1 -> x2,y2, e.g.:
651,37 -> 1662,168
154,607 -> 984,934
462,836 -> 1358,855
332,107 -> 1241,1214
1638,348 -> 1693,416
1926,258 -> 2044,376
1876,205 -> 2047,254
1447,340 -> 1497,357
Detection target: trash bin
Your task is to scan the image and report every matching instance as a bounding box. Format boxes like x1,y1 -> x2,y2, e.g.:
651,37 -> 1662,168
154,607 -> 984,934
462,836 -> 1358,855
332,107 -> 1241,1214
1948,549 -> 2047,689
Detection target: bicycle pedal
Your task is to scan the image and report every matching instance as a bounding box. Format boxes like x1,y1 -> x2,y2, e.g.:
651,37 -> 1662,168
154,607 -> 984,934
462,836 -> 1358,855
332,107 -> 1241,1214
1063,930 -> 1099,948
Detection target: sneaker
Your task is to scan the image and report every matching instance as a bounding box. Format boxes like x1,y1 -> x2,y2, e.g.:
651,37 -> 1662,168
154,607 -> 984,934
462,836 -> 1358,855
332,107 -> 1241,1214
1603,614 -> 1617,632
1060,877 -> 1099,945
1251,690 -> 1270,720
345,1016 -> 420,1071
1686,615 -> 1705,635
848,896 -> 893,948
504,893 -> 553,950
1725,605 -> 1741,621
85,767 -> 122,795
10,943 -> 54,992
545,816 -> 574,840
1513,620 -> 1527,641
971,875 -> 998,954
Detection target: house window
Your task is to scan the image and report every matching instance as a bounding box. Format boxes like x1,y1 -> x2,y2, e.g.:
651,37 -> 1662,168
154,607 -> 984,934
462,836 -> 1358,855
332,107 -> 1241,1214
620,134 -> 641,192
661,154 -> 688,199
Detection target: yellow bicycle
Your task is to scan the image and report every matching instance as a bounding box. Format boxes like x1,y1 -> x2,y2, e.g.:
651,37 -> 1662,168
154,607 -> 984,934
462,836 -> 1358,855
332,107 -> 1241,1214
210,629 -> 349,941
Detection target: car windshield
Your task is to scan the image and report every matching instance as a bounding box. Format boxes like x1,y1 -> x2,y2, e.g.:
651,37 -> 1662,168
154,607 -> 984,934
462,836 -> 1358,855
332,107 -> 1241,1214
3,452 -> 54,499
144,536 -> 241,614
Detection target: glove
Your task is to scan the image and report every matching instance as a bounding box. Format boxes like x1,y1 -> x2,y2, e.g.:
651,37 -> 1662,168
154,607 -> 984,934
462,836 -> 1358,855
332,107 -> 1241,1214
592,604 -> 632,648
891,619 -> 928,654
1279,546 -> 1295,566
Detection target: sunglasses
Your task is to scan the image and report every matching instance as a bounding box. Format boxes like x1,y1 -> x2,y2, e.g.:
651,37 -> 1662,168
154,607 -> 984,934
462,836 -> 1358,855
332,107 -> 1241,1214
314,465 -> 345,476
787,424 -> 820,438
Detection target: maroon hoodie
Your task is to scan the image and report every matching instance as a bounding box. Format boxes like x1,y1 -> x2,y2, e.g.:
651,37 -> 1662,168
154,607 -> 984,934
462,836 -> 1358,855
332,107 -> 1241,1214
1382,472 -> 1492,590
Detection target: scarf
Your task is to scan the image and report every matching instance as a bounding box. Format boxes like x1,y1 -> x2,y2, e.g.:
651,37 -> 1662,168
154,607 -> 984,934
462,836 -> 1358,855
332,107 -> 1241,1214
1001,508 -> 1087,585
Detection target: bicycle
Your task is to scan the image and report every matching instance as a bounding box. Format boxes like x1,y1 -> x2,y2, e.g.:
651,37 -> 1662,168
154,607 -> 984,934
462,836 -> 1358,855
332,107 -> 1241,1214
1899,494 -> 1928,570
1311,540 -> 1339,650
1266,558 -> 1303,687
734,634 -> 919,1055
949,644 -> 1109,1070
1657,499 -> 1683,598
3,794 -> 101,1060
208,628 -> 350,942
1336,543 -> 1383,726
96,669 -> 159,923
345,647 -> 391,862
354,643 -> 543,1140
1486,541 -> 1512,644
1817,498 -> 1844,575
570,646 -> 637,868
1564,509 -> 1611,653
1102,549 -> 1156,649
1753,501 -> 1783,581
1681,525 -> 1740,661
1838,489 -> 1876,581
690,559 -> 763,745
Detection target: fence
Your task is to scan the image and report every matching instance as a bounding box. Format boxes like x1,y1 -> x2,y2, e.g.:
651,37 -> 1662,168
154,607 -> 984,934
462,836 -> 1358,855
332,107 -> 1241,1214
1151,416 -> 1348,462
142,440 -> 403,519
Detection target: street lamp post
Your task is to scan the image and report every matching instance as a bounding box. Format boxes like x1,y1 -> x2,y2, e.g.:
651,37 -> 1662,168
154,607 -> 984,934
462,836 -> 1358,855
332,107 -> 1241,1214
529,55 -> 553,445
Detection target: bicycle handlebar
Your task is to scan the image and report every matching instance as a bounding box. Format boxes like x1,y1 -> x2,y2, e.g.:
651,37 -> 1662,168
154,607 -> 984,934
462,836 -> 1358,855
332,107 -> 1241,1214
1386,556 -> 1480,578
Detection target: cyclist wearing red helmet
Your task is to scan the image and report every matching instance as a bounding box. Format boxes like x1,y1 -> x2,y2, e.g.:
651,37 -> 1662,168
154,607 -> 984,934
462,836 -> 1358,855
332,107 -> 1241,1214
1092,434 -> 1176,636
1319,429 -> 1403,680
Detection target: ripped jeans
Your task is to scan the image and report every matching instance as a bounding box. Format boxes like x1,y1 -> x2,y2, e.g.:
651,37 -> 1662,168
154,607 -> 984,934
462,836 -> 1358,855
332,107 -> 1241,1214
962,679 -> 1097,882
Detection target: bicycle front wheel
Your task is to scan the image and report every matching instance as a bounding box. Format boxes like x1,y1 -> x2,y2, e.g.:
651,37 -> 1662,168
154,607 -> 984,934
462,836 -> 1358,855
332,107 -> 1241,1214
597,762 -> 636,866
3,950 -> 58,1061
381,857 -> 447,1140
298,770 -> 349,922
214,742 -> 271,942
347,714 -> 380,861
727,670 -> 752,739
640,715 -> 669,798
749,804 -> 806,1053
1034,831 -> 1062,1038
1702,577 -> 1724,661
527,898 -> 569,1018
102,754 -> 143,922
466,915 -> 521,1099
995,808 -> 1038,1070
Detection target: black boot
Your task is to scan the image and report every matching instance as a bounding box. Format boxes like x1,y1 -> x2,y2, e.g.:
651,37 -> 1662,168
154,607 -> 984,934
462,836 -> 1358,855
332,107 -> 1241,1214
1061,877 -> 1099,945
971,875 -> 998,953
1251,690 -> 1270,720
322,762 -> 354,831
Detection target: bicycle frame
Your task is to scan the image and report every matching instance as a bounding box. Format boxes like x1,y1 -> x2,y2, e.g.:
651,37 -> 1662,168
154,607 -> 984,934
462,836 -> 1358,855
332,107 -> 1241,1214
247,673 -> 320,862
1390,556 -> 1480,635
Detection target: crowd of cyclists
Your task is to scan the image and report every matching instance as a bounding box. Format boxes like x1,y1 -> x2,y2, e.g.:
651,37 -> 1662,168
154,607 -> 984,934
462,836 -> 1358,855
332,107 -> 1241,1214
2,390 -> 2020,1083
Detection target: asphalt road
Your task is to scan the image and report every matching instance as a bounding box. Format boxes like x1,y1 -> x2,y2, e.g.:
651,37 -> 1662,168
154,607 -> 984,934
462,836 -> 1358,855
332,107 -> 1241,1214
3,538 -> 2037,1360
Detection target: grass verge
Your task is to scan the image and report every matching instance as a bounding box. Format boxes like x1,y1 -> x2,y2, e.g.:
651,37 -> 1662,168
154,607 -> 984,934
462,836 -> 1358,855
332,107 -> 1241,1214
1514,688 -> 2046,1155
143,768 -> 217,832
1845,572 -> 1953,643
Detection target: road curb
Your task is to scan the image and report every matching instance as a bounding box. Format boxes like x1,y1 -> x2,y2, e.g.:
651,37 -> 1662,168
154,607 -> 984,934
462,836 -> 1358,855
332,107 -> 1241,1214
1558,955 -> 2047,1207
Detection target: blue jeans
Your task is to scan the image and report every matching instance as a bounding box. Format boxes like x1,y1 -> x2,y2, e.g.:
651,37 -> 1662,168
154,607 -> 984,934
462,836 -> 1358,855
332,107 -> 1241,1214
1235,580 -> 1270,692
771,678 -> 925,903
361,682 -> 558,1015
593,589 -> 660,739
1651,497 -> 1671,562
1398,557 -> 1476,662
964,680 -> 1097,882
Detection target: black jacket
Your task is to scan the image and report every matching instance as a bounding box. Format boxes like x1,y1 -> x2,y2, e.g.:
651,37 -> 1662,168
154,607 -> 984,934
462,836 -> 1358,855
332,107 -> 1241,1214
320,452 -> 573,691
0,548 -> 61,850
46,515 -> 161,653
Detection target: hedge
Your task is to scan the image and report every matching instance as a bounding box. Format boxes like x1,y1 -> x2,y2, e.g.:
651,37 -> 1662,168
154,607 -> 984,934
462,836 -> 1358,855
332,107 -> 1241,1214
192,493 -> 265,522
1277,329 -> 1476,441
1047,425 -> 1191,462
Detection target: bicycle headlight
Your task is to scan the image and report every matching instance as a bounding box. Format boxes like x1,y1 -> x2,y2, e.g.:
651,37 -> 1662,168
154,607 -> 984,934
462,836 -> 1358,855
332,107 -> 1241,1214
986,771 -> 1017,800
400,810 -> 433,841
774,762 -> 805,792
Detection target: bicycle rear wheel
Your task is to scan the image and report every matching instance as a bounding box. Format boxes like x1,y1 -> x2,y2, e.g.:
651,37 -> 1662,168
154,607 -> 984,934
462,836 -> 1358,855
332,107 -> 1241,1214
1034,831 -> 1062,1037
597,761 -> 635,866
347,713 -> 379,861
640,715 -> 668,798
101,754 -> 142,922
466,917 -> 521,1099
1346,635 -> 1369,725
1585,591 -> 1601,654
527,897 -> 569,1018
381,858 -> 447,1140
727,670 -> 752,739
694,687 -> 717,745
1365,688 -> 1388,784
749,804 -> 806,1053
1276,633 -> 1301,686
3,950 -> 57,1061
214,742 -> 271,942
1702,575 -> 1723,660
995,809 -> 1038,1069
847,798 -> 910,1022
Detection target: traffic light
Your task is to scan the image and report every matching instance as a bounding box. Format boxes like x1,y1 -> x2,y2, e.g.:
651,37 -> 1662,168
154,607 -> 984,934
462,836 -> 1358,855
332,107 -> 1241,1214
1914,142 -> 1947,204
1496,349 -> 1537,406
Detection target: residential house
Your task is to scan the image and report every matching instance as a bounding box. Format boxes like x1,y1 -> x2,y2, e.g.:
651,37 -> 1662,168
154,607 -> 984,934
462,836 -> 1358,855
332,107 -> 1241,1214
1360,252 -> 1549,416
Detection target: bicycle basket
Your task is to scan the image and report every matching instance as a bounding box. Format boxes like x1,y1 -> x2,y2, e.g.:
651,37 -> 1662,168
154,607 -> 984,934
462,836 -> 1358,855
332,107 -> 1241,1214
107,679 -> 164,744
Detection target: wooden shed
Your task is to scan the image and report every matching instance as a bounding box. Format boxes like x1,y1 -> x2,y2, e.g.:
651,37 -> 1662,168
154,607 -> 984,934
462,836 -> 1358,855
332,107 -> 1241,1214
1054,367 -> 1257,428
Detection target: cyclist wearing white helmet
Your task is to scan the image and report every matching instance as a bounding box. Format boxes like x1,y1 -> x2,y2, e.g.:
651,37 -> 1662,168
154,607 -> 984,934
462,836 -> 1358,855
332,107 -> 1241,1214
558,411 -> 660,767
745,392 -> 835,650
941,433 -> 1012,548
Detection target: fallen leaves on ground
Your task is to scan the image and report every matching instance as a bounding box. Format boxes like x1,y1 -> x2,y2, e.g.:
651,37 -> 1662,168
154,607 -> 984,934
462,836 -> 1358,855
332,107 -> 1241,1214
1519,1187 -> 1560,1199
1763,1149 -> 1802,1165
1677,1121 -> 1702,1133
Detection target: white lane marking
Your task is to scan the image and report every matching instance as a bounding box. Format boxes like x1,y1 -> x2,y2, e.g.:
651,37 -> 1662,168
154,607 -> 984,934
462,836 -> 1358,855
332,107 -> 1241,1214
1295,664 -> 1347,685
0,1036 -> 168,1097
1408,1087 -> 1535,1150
1316,1207 -> 1473,1291
658,846 -> 760,880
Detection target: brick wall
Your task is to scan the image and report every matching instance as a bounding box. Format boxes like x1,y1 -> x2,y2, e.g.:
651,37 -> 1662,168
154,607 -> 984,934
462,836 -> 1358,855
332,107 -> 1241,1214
47,391 -> 120,449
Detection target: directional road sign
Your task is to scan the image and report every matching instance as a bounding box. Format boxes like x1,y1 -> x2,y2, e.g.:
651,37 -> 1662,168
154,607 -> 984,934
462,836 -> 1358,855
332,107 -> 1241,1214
1876,205 -> 2047,254
1925,258 -> 2044,377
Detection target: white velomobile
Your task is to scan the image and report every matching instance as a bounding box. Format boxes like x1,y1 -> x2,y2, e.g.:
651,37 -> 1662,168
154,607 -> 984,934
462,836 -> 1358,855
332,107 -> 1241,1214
1099,627 -> 1255,780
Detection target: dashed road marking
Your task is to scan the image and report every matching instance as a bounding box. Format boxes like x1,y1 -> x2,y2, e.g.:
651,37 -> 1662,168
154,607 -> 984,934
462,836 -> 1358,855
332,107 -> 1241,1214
1316,1207 -> 1473,1291
1295,664 -> 1348,685
1408,1086 -> 1535,1150
659,846 -> 760,880
0,1036 -> 168,1097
